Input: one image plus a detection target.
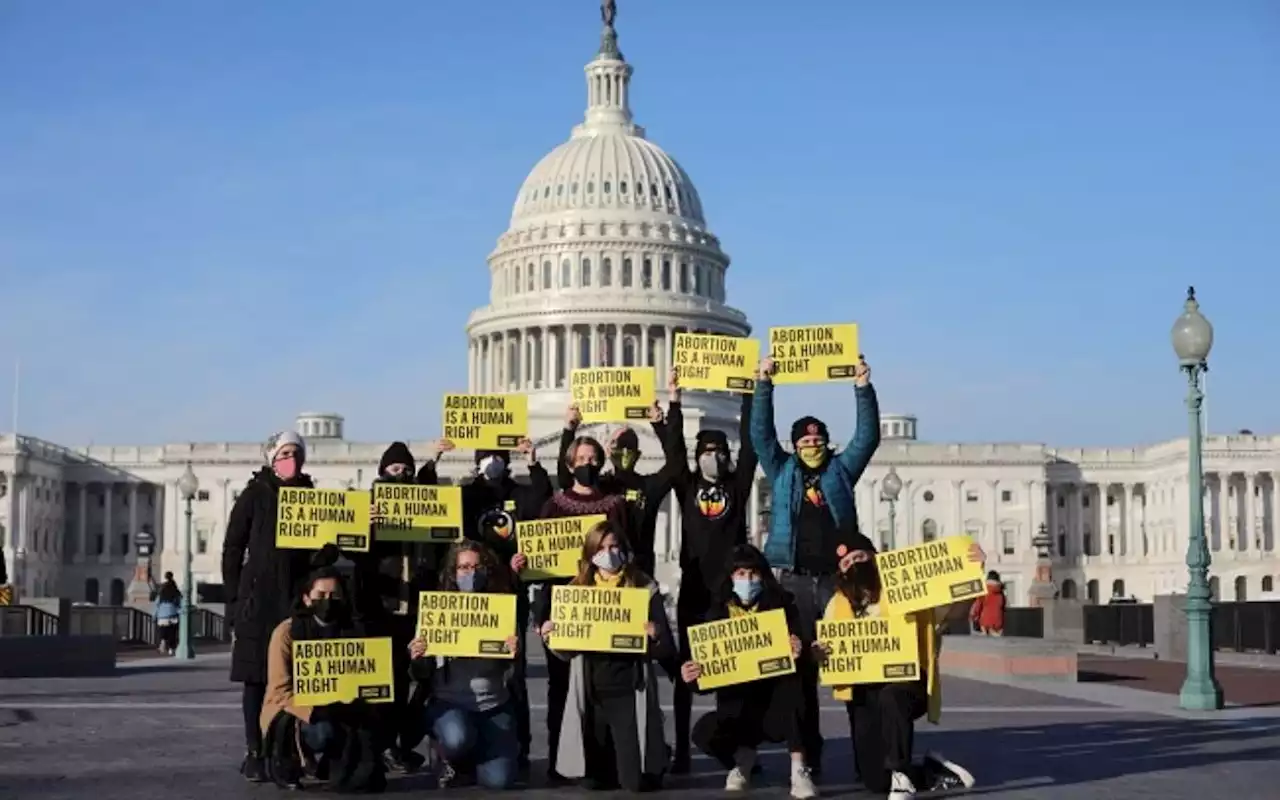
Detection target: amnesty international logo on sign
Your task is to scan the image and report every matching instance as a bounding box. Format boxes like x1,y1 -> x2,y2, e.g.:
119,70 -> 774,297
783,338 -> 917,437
442,394 -> 528,450
877,535 -> 985,616
416,591 -> 517,659
548,584 -> 649,654
688,608 -> 795,691
517,515 -> 604,581
767,324 -> 859,385
673,332 -> 760,393
276,488 -> 372,551
817,615 -> 921,685
373,484 -> 463,543
570,367 -> 656,423
292,637 -> 395,706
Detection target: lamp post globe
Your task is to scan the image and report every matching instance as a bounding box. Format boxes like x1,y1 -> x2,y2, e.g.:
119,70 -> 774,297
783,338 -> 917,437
881,468 -> 903,550
1172,287 -> 1222,711
175,463 -> 199,661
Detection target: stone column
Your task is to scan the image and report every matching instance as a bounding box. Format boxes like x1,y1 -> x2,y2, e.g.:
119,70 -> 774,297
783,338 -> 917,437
662,325 -> 673,378
1245,472 -> 1256,553
128,484 -> 138,556
1122,483 -> 1135,560
99,483 -> 113,564
153,484 -> 164,552
77,484 -> 88,564
640,325 -> 650,368
1026,480 -> 1038,558
613,325 -> 623,366
988,480 -> 1000,562
589,324 -> 599,367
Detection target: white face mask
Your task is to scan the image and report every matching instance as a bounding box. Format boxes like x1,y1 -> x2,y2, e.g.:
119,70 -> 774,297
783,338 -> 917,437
698,452 -> 723,481
480,457 -> 505,480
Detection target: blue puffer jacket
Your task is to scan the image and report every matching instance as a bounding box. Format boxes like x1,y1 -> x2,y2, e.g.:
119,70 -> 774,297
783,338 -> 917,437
154,599 -> 181,622
750,379 -> 881,569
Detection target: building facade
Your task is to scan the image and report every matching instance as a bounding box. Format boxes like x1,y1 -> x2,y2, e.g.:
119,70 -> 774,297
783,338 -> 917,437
2,9 -> 1278,609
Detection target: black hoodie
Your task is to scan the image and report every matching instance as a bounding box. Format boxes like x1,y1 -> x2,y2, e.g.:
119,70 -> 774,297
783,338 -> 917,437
668,393 -> 758,602
460,457 -> 552,563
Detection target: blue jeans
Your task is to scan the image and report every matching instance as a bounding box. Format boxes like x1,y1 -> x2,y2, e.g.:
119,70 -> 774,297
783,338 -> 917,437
424,701 -> 519,789
301,720 -> 337,756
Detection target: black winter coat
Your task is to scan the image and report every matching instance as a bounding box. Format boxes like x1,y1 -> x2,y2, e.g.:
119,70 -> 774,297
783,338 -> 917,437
459,464 -> 551,563
221,467 -> 316,684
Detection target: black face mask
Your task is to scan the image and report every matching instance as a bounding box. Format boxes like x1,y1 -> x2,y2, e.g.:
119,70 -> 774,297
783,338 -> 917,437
573,463 -> 601,488
311,598 -> 346,624
379,469 -> 414,484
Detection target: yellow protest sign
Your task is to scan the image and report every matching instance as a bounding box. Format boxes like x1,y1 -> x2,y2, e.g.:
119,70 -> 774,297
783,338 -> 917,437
673,332 -> 760,393
569,367 -> 656,423
877,535 -> 985,616
373,483 -> 463,543
548,584 -> 649,654
767,324 -> 860,384
416,591 -> 517,659
688,608 -> 795,691
442,394 -> 528,450
291,637 -> 395,706
276,488 -> 372,552
817,615 -> 921,685
516,515 -> 604,581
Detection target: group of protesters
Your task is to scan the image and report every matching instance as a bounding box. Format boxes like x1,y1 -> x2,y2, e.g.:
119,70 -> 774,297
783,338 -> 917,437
220,357 -> 980,799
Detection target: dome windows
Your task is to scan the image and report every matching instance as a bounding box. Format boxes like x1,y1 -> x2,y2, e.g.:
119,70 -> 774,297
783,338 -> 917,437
544,186 -> 551,198
557,184 -> 564,196
679,262 -> 689,293
571,181 -> 579,194
542,260 -> 552,289
622,258 -> 633,287
601,257 -> 613,287
603,180 -> 612,195
527,263 -> 536,292
587,181 -> 595,194
661,259 -> 672,291
582,257 -> 592,287
561,259 -> 571,287
641,258 -> 653,289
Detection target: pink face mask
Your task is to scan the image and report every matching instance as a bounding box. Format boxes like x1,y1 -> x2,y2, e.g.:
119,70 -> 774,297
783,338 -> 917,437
273,455 -> 299,480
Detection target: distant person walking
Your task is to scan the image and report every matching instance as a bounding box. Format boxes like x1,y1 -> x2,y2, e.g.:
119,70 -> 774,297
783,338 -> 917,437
221,430 -> 316,783
154,572 -> 182,655
969,571 -> 1006,636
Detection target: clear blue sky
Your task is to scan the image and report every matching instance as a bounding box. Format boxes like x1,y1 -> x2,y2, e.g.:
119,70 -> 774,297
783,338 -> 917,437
1,1 -> 1276,448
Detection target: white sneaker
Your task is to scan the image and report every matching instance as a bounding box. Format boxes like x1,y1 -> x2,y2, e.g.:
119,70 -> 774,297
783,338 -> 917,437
923,751 -> 976,791
888,770 -> 917,800
789,765 -> 818,799
725,767 -> 749,791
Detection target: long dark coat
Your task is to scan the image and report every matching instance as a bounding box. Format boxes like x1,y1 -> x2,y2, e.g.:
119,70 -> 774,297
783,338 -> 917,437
221,467 -> 315,684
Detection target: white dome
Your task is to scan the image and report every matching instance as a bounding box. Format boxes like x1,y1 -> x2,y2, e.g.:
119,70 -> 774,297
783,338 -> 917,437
511,134 -> 706,226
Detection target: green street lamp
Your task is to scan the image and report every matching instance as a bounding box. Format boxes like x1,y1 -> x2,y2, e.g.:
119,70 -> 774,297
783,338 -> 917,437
1171,286 -> 1223,710
881,467 -> 903,550
176,463 -> 199,661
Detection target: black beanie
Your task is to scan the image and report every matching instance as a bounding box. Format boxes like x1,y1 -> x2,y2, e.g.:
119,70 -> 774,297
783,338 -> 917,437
378,441 -> 415,477
475,449 -> 508,465
695,429 -> 729,457
790,416 -> 829,446
613,428 -> 640,451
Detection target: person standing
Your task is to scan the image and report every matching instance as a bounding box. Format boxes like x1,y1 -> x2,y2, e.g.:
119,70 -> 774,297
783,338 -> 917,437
221,431 -> 316,783
750,354 -> 880,773
662,368 -> 758,772
154,572 -> 182,655
459,437 -> 550,771
969,571 -> 1006,636
556,397 -> 678,577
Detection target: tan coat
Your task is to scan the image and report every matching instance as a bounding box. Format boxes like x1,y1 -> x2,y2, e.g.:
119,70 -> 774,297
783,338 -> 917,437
260,618 -> 314,735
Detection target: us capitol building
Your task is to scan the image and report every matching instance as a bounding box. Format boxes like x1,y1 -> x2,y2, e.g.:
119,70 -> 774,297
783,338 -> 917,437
3,9 -> 1279,610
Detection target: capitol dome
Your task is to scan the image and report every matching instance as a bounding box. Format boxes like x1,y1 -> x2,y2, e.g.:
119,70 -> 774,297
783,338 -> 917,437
464,6 -> 750,437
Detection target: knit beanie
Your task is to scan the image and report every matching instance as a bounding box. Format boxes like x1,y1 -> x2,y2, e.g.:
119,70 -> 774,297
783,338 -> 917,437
378,441 -> 416,477
695,429 -> 729,457
264,430 -> 306,464
789,416 -> 829,446
612,428 -> 640,451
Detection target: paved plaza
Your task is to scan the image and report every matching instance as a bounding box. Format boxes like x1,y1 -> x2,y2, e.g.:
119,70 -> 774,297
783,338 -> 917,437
1,645 -> 1278,800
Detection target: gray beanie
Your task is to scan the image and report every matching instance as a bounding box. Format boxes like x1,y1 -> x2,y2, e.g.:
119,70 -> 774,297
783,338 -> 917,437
263,430 -> 306,464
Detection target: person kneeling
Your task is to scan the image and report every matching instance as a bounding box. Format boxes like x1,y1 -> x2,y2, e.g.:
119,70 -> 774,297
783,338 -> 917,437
680,545 -> 817,799
539,522 -> 675,793
816,548 -> 980,799
408,541 -> 520,790
259,546 -> 387,792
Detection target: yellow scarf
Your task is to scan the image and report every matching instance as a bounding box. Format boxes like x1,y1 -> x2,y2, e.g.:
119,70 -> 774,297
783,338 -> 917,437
823,592 -> 942,724
592,571 -> 623,588
727,602 -> 757,618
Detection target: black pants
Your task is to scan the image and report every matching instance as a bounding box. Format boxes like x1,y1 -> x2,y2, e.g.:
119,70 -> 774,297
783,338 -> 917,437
846,681 -> 927,794
778,572 -> 837,767
692,676 -> 806,769
585,691 -> 644,792
512,587 -> 532,761
158,624 -> 178,651
673,586 -> 710,760
545,654 -> 571,771
242,682 -> 267,752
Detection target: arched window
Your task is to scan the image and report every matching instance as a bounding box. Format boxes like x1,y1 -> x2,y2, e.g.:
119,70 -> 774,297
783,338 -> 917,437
1111,579 -> 1126,599
921,519 -> 938,542
679,262 -> 689,293
661,259 -> 672,290
693,264 -> 704,295
1263,576 -> 1274,593
1209,576 -> 1220,600
622,258 -> 633,287
1234,575 -> 1248,602
601,257 -> 613,287
582,257 -> 592,287
561,259 -> 572,287
542,261 -> 552,289
527,263 -> 535,291
85,578 -> 99,604
1086,579 -> 1099,605
1060,579 -> 1076,599
642,258 -> 653,289
508,266 -> 517,294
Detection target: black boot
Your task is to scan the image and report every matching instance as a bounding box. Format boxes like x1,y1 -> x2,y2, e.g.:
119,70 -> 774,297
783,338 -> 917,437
241,750 -> 267,783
